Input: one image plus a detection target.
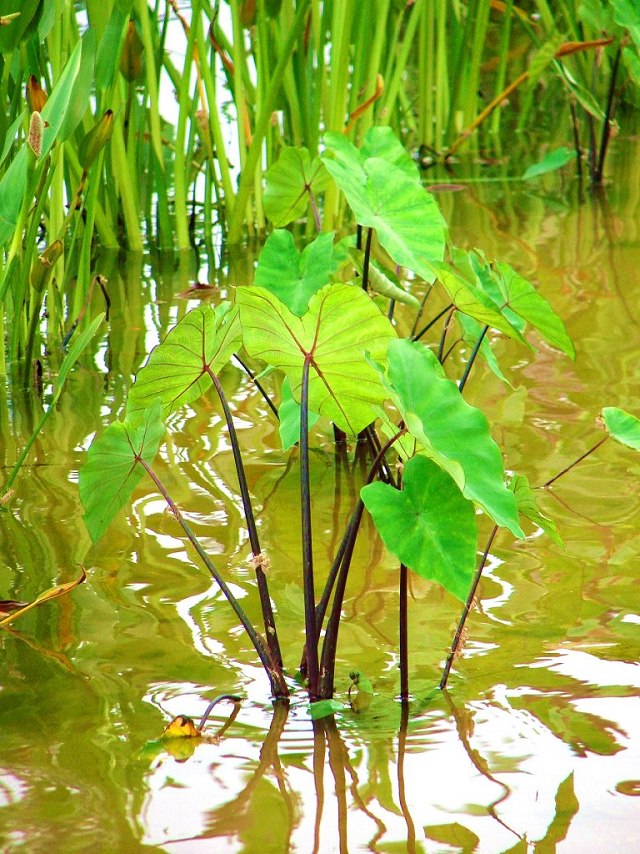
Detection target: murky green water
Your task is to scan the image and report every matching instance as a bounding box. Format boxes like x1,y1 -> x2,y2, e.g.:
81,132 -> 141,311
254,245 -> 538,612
2,141 -> 640,852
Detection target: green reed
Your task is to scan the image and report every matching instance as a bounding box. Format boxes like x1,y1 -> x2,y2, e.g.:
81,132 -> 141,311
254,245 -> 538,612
1,0 -> 638,381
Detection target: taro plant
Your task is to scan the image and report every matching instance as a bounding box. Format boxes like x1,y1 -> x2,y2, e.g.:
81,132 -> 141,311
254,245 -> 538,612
77,126 -> 640,709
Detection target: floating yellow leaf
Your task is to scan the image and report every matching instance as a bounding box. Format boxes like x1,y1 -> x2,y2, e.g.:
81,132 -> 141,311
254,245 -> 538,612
161,715 -> 201,739
0,567 -> 87,627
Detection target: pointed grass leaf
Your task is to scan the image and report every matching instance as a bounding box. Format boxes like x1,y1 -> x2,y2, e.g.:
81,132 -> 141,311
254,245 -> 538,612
322,135 -> 445,283
126,303 -> 241,424
522,146 -> 575,180
0,0 -> 43,51
56,313 -> 106,399
278,377 -> 320,450
237,283 -> 397,435
361,456 -> 477,602
0,149 -> 30,246
96,5 -> 130,90
0,109 -> 25,167
0,567 -> 87,627
382,339 -> 524,537
510,474 -> 563,545
80,402 -> 165,543
602,407 -> 640,451
55,27 -> 96,145
253,230 -> 338,316
263,146 -> 329,226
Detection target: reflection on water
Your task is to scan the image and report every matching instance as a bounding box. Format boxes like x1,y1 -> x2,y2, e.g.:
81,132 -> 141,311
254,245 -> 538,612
2,140 -> 640,851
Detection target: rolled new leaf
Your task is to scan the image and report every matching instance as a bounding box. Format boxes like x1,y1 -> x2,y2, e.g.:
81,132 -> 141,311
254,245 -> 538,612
26,75 -> 47,112
30,240 -> 63,293
79,402 -> 165,543
349,247 -> 420,308
78,110 -> 114,172
120,19 -> 144,82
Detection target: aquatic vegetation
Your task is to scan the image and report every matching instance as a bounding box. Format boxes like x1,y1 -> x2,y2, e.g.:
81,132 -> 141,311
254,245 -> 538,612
73,126 -> 640,706
2,2 -> 640,384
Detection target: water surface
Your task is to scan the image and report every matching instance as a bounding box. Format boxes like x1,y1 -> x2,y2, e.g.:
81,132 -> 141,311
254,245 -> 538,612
1,141 -> 640,852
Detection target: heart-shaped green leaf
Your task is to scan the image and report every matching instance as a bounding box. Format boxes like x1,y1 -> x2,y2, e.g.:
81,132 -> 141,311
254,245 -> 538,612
522,146 -> 575,180
309,699 -> 343,719
361,455 -> 477,602
80,402 -> 165,543
381,339 -> 524,537
125,302 -> 241,425
253,230 -> 338,316
602,406 -> 640,451
431,260 -> 528,342
324,127 -> 419,182
510,474 -> 562,545
469,253 -> 575,358
263,146 -> 330,227
237,283 -> 396,435
322,134 -> 445,284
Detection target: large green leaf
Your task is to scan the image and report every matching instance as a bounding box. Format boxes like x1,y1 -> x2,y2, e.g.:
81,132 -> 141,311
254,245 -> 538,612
613,0 -> 640,50
237,283 -> 396,435
381,339 -> 524,537
431,260 -> 528,343
126,302 -> 241,424
361,455 -> 477,602
80,402 -> 165,543
322,134 -> 445,284
602,406 -> 640,451
510,474 -> 562,545
263,146 -> 330,227
359,126 -> 419,179
470,254 -> 575,358
253,230 -> 338,316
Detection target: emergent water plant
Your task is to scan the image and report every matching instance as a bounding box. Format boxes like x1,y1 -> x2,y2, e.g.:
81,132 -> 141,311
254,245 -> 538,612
75,126 -> 640,711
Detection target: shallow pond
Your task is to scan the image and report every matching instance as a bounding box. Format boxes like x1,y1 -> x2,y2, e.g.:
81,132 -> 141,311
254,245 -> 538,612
1,140 -> 640,852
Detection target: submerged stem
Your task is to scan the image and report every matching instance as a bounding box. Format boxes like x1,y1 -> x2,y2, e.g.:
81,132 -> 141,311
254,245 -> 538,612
542,435 -> 609,488
318,428 -> 407,698
440,524 -> 499,690
399,563 -> 409,701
